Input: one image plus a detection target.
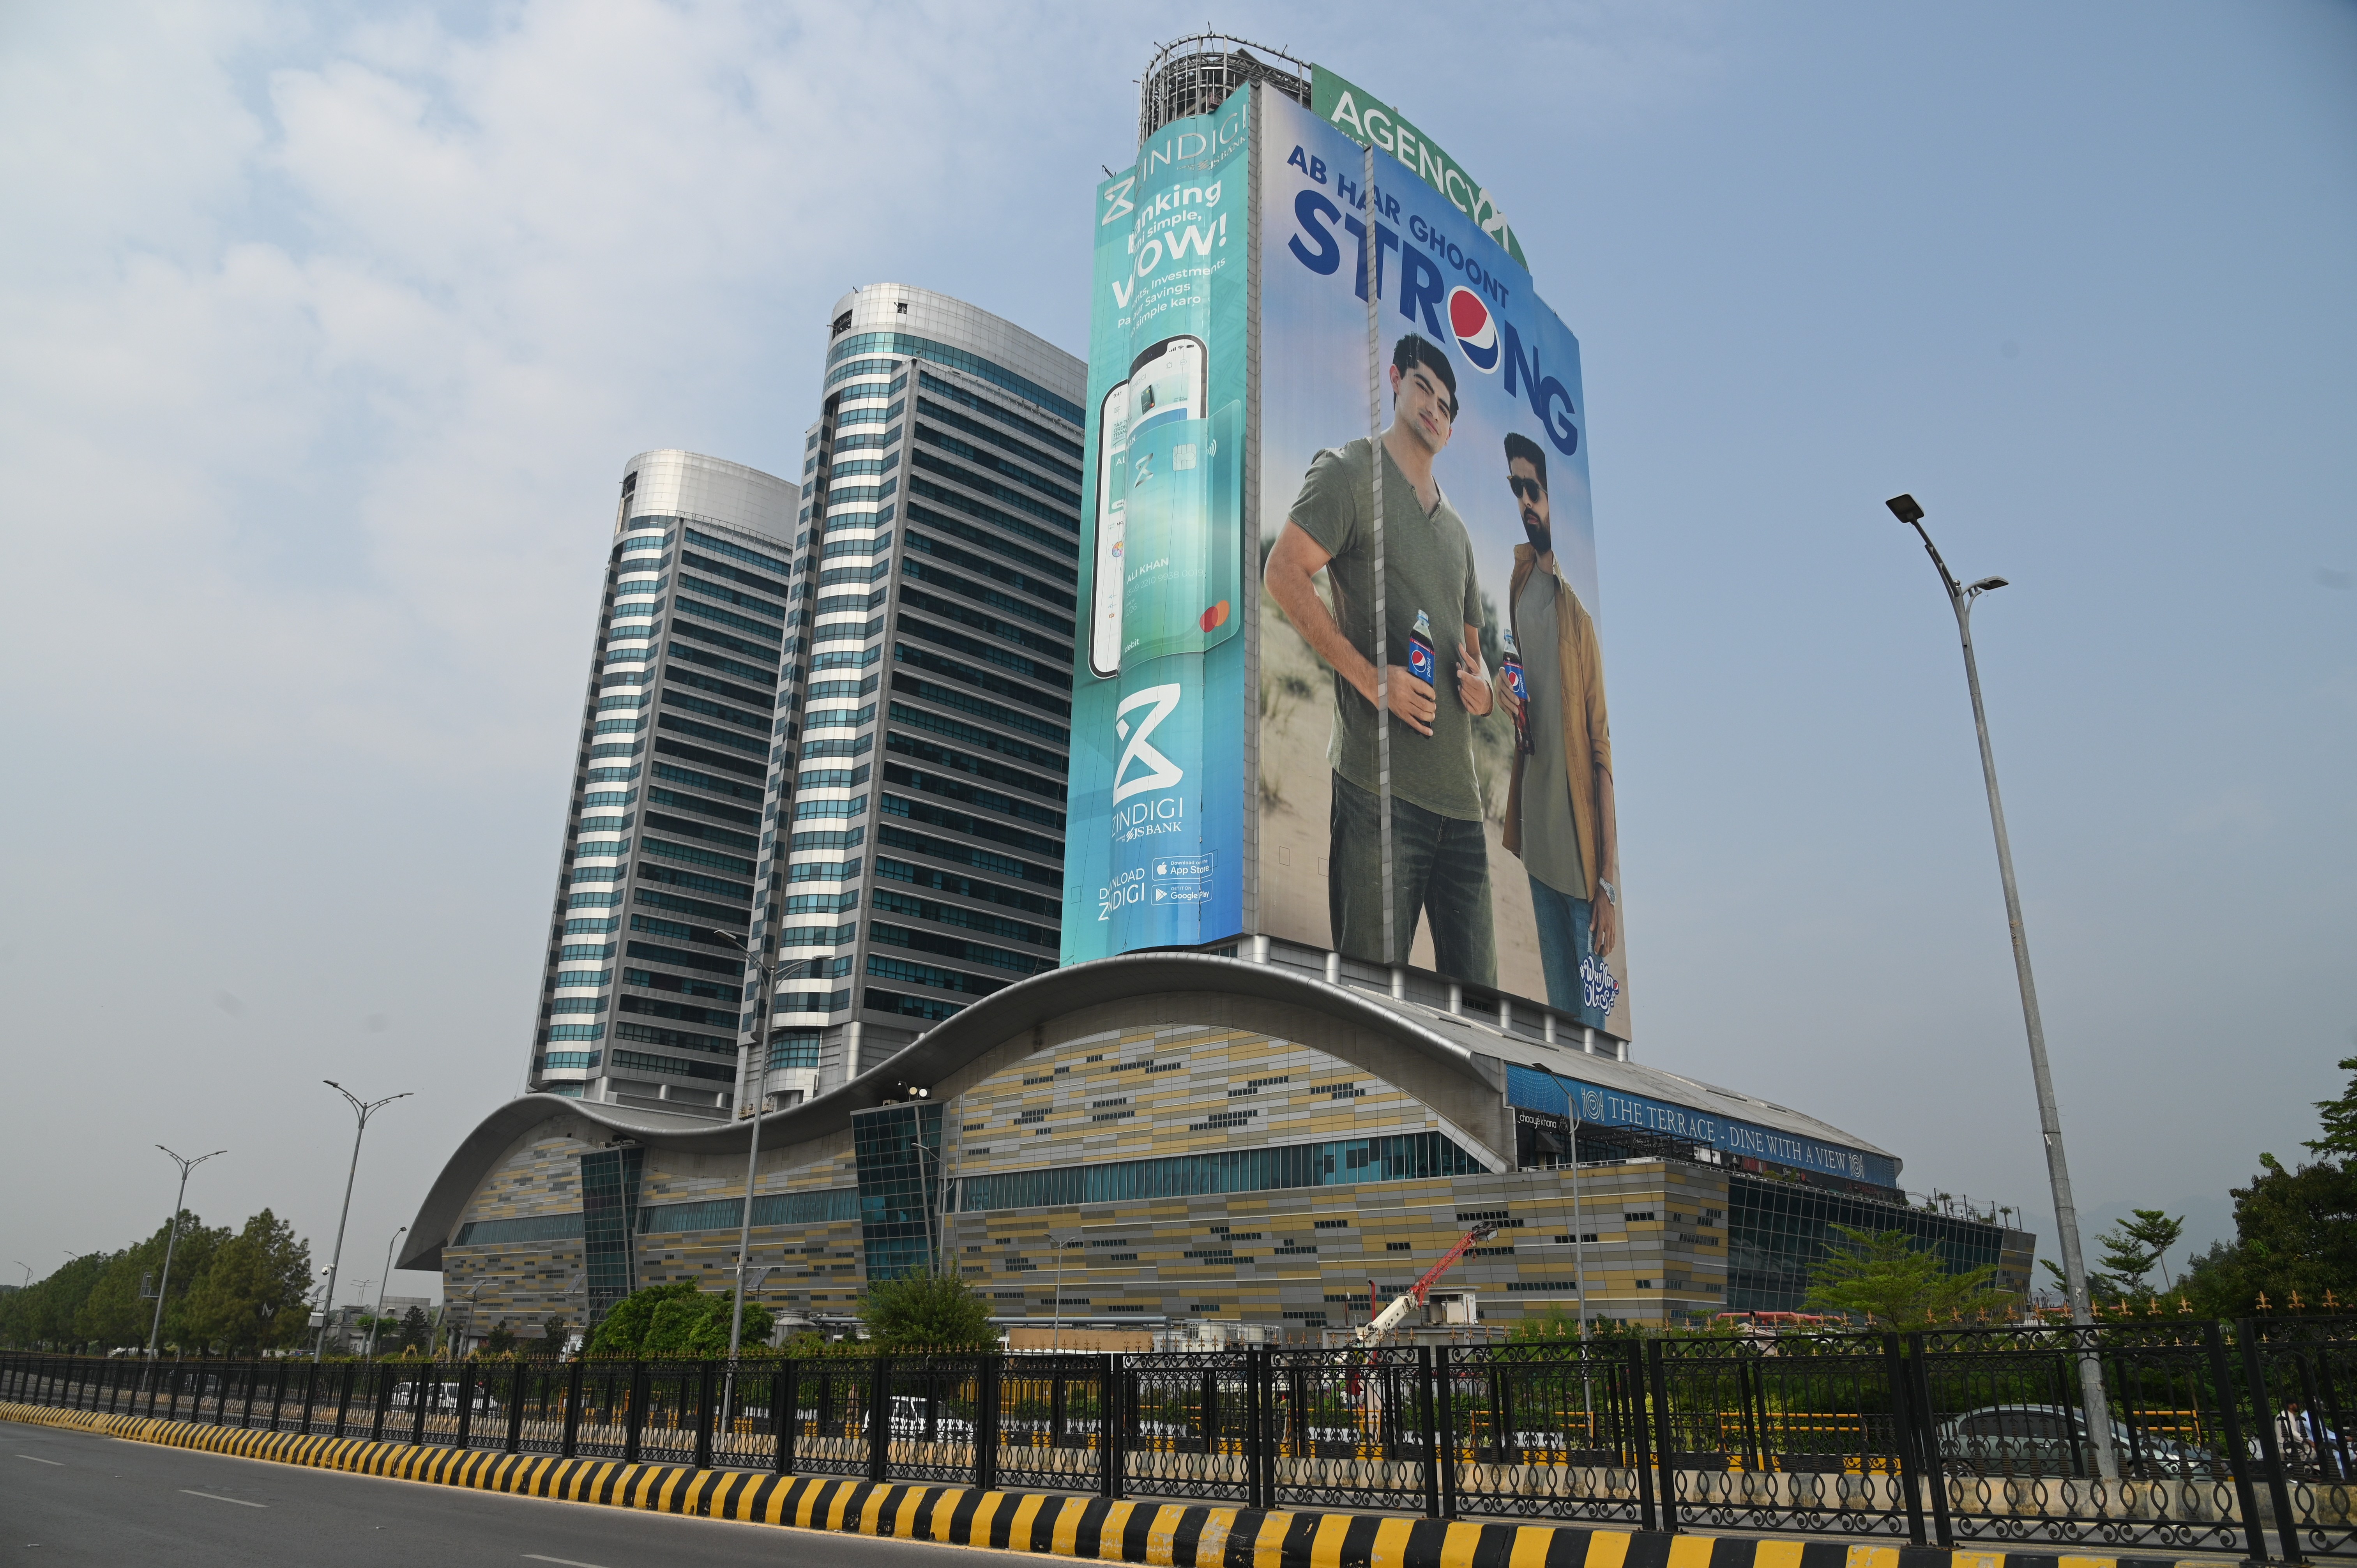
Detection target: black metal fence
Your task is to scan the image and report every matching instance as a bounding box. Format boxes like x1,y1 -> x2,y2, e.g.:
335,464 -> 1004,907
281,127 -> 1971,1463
8,1318 -> 2355,1557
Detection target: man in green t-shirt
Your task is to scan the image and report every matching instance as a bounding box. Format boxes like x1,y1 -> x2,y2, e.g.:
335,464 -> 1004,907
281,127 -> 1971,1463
1263,334 -> 1497,985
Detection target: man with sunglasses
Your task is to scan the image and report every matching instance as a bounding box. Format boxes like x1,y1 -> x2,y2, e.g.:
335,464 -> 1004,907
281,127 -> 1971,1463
1264,334 -> 1497,985
1495,432 -> 1619,1026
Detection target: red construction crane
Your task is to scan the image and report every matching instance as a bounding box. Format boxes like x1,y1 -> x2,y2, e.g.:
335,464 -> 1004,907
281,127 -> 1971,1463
1352,1221 -> 1500,1345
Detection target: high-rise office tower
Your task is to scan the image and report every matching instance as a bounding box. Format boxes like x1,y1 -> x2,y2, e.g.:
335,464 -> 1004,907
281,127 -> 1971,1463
741,285 -> 1084,1111
526,450 -> 800,1117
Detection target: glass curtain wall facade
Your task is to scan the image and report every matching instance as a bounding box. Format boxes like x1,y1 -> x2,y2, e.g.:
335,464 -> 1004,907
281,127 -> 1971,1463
739,284 -> 1086,1107
1726,1170 -> 2038,1312
525,450 -> 799,1117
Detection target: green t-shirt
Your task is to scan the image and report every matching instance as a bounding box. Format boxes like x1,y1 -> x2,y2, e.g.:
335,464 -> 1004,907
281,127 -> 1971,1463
1287,437 -> 1486,821
1514,569 -> 1585,897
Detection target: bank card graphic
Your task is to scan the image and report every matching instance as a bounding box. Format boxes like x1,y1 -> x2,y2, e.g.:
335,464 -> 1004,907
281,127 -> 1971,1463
1122,398 -> 1241,667
1089,382 -> 1129,679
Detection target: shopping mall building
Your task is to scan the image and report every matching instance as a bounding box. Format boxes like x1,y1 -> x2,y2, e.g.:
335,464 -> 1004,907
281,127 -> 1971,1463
401,945 -> 2035,1344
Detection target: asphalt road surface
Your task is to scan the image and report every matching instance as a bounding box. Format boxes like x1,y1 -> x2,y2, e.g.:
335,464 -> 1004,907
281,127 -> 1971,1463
0,1416 -> 1029,1566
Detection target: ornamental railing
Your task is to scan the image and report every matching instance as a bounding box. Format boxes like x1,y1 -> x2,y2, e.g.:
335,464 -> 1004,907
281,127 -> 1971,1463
7,1318 -> 2353,1556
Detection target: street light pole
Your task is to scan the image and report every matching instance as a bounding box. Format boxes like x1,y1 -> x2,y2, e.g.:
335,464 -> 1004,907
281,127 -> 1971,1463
143,1145 -> 225,1393
364,1225 -> 406,1359
1885,493 -> 2115,1477
315,1082 -> 413,1361
712,930 -> 783,1371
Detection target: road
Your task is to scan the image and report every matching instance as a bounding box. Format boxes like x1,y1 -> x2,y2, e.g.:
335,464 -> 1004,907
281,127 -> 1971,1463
0,1416 -> 1028,1566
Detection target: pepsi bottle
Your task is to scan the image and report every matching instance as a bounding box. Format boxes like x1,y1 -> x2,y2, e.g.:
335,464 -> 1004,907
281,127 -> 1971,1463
1406,610 -> 1436,689
1500,629 -> 1533,754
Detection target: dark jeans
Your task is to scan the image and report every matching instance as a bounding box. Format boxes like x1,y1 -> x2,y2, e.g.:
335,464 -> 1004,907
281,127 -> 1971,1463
1329,772 -> 1497,986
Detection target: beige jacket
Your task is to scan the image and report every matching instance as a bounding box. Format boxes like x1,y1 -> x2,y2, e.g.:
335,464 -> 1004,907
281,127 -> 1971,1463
1502,545 -> 1612,902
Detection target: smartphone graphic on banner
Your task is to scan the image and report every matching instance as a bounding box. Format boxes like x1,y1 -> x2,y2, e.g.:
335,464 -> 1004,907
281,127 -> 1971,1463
1127,335 -> 1204,444
1088,381 -> 1130,679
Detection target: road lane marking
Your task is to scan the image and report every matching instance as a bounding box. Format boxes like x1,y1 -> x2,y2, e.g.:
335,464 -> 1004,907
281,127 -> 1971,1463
524,1556 -> 611,1568
16,1454 -> 64,1465
181,1489 -> 267,1508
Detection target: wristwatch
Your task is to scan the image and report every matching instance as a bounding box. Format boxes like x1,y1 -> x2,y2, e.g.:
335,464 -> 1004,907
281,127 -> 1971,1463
1596,878 -> 1617,907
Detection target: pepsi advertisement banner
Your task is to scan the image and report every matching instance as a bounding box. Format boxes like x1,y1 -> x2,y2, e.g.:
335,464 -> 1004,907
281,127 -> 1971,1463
1062,91 -> 1253,962
1255,88 -> 1632,1036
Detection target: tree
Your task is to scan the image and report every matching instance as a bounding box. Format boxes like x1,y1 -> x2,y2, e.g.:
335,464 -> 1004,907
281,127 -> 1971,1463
178,1210 -> 313,1353
1806,1224 -> 2013,1326
585,1282 -> 772,1358
397,1305 -> 431,1354
2304,1056 -> 2357,1160
2180,1154 -> 2357,1317
858,1267 -> 994,1348
2114,1210 -> 2187,1289
482,1323 -> 518,1356
537,1314 -> 572,1356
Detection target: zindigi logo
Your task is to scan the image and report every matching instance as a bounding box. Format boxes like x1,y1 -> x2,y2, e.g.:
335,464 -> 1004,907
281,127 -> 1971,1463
1113,684 -> 1185,804
1447,286 -> 1500,373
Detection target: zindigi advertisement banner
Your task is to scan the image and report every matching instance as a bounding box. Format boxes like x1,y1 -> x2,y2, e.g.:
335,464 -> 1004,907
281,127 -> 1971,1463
1064,90 -> 1253,962
1254,88 -> 1630,1035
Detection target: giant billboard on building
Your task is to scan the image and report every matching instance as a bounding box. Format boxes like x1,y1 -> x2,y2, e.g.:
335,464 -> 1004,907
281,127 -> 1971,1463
1066,82 -> 1630,1041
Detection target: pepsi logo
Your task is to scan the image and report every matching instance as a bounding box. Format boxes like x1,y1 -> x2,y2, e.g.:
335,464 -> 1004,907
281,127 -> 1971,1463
1448,286 -> 1499,373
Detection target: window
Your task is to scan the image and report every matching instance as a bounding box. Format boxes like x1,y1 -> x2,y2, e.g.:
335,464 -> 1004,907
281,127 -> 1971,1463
624,967 -> 735,1001
767,1030 -> 823,1070
641,837 -> 756,876
622,939 -> 743,978
582,790 -> 637,808
549,996 -> 606,1014
905,501 -> 1077,576
796,765 -> 869,791
864,955 -> 1007,997
802,703 -> 877,733
555,969 -> 611,989
918,371 -> 1084,457
868,888 -> 1049,948
885,707 -> 1064,776
793,795 -> 868,820
881,794 -> 1060,858
610,1048 -> 735,1084
536,1052 -> 600,1073
565,917 -> 621,935
559,943 -> 615,962
652,761 -> 765,803
915,397 -> 1082,482
876,825 -> 1055,886
547,1024 -> 604,1042
891,673 -> 1069,743
788,858 -> 863,883
778,923 -> 857,948
790,827 -> 865,852
665,641 -> 776,689
825,333 -> 1082,423
1386,1242 -> 1412,1252
1313,1219 -> 1350,1229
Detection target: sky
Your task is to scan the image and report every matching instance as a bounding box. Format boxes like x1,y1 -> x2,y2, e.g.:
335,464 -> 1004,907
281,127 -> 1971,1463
2,1 -> 2350,1310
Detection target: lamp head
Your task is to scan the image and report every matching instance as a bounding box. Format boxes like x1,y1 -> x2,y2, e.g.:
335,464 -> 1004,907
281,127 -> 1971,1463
1968,576 -> 2009,593
1886,493 -> 1924,524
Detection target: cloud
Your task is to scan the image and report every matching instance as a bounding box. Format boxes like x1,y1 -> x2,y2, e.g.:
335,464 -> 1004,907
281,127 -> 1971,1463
2,0 -> 1125,778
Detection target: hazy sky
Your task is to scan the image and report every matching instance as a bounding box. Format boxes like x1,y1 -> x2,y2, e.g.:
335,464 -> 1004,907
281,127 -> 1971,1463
4,2 -> 2350,1309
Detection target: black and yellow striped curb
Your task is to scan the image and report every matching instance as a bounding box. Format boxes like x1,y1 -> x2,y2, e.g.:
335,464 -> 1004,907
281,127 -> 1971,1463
0,1400 -> 2216,1568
